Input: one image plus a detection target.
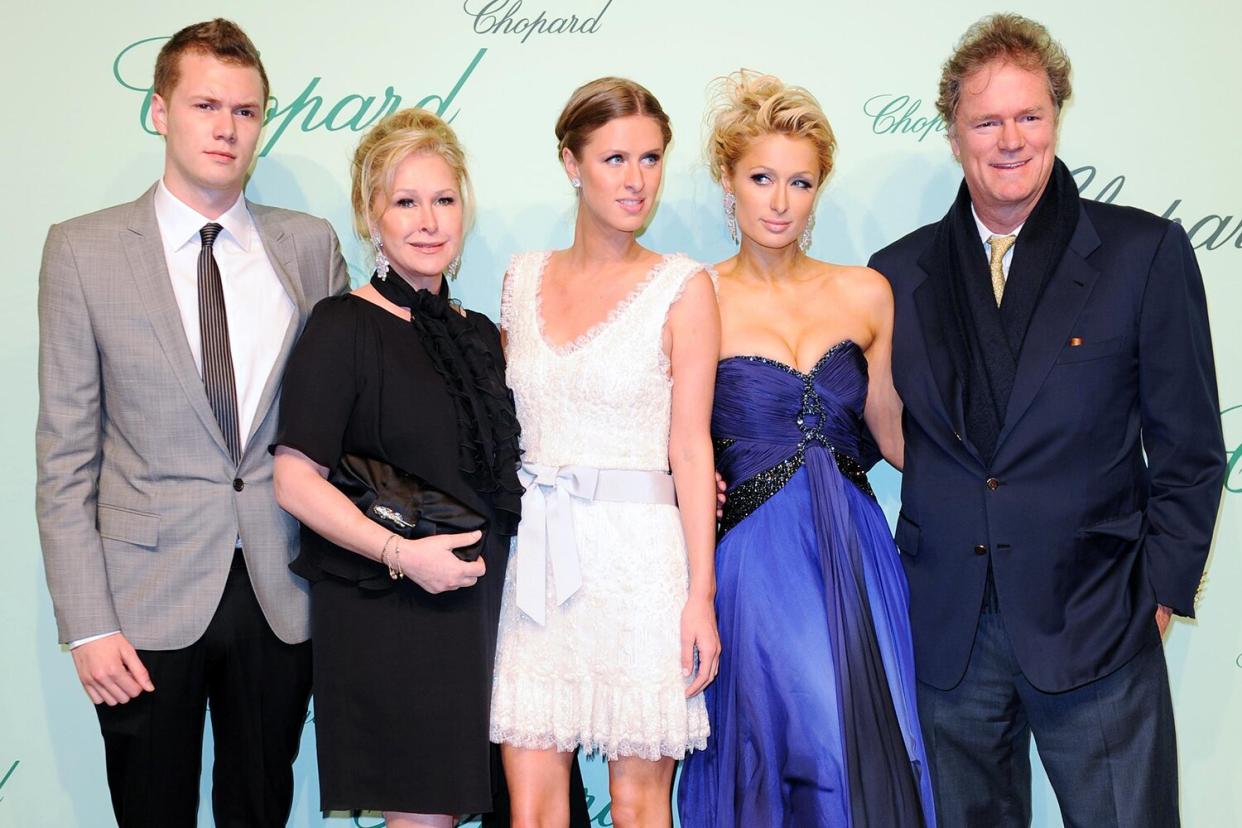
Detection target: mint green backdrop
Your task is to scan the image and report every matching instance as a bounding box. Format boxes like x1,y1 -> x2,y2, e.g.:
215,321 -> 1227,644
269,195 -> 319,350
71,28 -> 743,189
2,1 -> 1238,825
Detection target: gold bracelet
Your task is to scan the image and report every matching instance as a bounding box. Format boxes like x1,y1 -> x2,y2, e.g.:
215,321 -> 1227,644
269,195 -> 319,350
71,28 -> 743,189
381,534 -> 401,580
391,539 -> 405,580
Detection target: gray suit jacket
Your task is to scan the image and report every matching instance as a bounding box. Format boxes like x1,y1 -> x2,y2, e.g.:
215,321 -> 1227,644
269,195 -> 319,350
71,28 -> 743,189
36,183 -> 350,649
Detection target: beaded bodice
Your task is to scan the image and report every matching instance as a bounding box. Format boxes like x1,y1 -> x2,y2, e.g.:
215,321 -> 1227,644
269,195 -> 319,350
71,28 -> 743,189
713,340 -> 874,535
501,251 -> 706,471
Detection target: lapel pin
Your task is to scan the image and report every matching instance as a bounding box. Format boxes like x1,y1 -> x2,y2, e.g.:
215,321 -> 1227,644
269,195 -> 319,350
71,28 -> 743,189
1068,337 -> 1084,347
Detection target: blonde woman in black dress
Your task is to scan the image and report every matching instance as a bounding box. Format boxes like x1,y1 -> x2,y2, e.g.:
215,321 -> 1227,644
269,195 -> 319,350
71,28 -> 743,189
273,108 -> 521,827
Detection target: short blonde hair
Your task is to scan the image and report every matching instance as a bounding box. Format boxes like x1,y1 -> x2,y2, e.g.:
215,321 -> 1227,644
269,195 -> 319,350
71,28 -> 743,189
555,77 -> 673,162
937,13 -> 1072,128
350,108 -> 475,245
706,70 -> 837,186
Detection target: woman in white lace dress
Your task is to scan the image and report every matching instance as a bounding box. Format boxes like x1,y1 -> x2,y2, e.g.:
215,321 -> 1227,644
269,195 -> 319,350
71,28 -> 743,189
491,77 -> 721,827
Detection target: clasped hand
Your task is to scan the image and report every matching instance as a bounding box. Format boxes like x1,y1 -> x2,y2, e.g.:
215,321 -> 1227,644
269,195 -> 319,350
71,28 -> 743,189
398,530 -> 486,594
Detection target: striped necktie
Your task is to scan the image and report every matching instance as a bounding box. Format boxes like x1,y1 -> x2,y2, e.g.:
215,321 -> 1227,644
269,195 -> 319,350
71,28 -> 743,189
198,223 -> 241,464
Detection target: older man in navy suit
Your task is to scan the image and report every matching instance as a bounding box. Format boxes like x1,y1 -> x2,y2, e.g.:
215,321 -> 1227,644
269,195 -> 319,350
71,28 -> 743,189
869,14 -> 1225,827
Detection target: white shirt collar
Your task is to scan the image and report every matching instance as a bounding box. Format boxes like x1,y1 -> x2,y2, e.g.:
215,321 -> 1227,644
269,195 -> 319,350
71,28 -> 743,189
971,204 -> 1025,248
153,179 -> 254,254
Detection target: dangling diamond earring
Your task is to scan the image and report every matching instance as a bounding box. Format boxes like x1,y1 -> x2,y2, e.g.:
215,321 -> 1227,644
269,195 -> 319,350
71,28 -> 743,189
799,213 -> 816,253
371,233 -> 390,279
723,191 -> 738,244
445,254 -> 462,280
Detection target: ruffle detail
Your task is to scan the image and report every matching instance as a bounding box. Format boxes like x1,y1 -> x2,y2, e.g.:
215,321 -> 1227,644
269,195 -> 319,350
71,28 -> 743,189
370,271 -> 522,533
490,672 -> 709,761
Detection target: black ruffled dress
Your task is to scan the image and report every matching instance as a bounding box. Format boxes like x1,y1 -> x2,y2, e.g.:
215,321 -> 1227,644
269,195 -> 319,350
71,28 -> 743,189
275,272 -> 521,814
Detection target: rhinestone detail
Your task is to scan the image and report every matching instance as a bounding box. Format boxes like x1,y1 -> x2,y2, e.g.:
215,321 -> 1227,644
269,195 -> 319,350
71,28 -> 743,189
715,340 -> 875,538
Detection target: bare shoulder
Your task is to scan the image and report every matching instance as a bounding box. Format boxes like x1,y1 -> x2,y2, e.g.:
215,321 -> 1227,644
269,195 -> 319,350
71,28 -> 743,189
821,262 -> 892,309
670,269 -> 719,317
681,268 -> 719,302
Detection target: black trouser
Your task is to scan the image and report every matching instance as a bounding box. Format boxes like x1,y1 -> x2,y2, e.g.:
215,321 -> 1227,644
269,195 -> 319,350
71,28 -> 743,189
917,609 -> 1178,828
95,549 -> 313,828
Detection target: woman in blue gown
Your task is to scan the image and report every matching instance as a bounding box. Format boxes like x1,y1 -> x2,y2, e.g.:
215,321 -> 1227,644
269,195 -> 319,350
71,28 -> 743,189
678,72 -> 935,827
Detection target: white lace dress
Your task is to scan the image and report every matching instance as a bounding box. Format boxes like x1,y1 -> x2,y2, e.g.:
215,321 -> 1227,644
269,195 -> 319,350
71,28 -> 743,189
490,251 -> 711,761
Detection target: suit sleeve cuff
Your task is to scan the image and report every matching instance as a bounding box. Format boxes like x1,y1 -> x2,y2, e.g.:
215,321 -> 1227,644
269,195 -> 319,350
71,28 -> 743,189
68,630 -> 121,650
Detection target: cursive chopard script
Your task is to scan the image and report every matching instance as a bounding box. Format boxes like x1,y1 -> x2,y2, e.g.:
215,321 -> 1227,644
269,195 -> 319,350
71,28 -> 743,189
463,0 -> 613,43
1073,166 -> 1242,253
864,94 -> 947,143
0,761 -> 17,804
1220,405 -> 1242,496
113,37 -> 486,157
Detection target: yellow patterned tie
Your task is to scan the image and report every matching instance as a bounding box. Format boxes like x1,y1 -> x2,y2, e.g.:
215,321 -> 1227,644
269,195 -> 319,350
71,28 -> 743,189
988,234 -> 1017,307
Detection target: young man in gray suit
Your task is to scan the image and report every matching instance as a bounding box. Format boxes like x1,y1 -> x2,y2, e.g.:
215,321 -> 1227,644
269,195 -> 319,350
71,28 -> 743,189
36,19 -> 348,826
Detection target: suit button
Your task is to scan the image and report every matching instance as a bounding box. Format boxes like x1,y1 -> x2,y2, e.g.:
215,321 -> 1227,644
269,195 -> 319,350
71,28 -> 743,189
986,477 -> 1000,491
233,478 -> 245,492
974,544 -> 988,555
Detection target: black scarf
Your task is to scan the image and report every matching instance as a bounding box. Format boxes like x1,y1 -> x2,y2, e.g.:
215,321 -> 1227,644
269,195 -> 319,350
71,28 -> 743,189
938,156 -> 1081,462
370,270 -> 522,533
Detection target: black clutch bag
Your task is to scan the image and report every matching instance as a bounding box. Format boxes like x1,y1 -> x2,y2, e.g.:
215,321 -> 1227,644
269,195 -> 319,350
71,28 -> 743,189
329,452 -> 487,562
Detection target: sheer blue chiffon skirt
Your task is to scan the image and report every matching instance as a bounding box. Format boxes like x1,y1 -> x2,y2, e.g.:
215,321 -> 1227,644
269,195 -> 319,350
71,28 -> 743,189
678,458 -> 935,827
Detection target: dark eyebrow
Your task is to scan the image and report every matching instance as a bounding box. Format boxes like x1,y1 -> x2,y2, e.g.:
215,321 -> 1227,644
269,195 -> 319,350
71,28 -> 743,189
391,188 -> 459,197
599,147 -> 663,156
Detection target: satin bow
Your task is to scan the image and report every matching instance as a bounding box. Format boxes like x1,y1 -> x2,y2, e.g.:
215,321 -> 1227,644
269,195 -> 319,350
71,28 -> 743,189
514,463 -> 599,625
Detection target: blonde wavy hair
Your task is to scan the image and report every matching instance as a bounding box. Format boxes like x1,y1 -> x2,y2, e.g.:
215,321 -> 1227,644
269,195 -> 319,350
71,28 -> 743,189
937,13 -> 1072,129
350,108 -> 475,245
705,70 -> 837,186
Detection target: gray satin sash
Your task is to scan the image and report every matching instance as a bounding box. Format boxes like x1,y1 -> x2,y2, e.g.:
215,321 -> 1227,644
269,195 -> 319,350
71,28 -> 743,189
515,462 -> 677,624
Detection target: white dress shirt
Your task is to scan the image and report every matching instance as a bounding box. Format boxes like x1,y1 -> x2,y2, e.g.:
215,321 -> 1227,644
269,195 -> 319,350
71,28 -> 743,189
972,205 -> 1025,281
70,182 -> 295,651
153,180 -> 296,448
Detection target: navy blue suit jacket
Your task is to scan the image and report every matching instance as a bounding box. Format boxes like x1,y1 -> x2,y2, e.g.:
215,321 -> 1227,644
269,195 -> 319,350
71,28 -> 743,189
870,198 -> 1225,693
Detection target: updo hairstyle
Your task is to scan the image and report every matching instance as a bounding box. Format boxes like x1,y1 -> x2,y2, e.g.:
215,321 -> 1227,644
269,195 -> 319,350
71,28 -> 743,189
706,70 -> 837,186
350,107 -> 475,246
554,77 -> 673,161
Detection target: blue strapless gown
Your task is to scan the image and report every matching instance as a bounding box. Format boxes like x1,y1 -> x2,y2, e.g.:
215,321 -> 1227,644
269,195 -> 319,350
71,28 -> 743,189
678,341 -> 935,828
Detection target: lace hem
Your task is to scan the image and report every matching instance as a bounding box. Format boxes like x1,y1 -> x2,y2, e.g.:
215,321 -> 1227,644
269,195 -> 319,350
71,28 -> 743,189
490,673 -> 709,761
490,727 -> 708,763
533,251 -> 683,356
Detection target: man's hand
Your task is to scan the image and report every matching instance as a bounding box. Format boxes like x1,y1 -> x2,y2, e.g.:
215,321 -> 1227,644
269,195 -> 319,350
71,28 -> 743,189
715,471 -> 727,520
71,634 -> 154,706
1155,604 -> 1174,637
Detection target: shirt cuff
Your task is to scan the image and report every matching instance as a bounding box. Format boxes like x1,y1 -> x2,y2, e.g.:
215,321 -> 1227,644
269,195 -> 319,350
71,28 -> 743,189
69,630 -> 121,650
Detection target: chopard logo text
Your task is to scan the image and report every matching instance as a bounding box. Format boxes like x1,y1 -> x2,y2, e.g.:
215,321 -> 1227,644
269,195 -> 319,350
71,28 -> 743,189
463,0 -> 613,43
113,37 -> 486,157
